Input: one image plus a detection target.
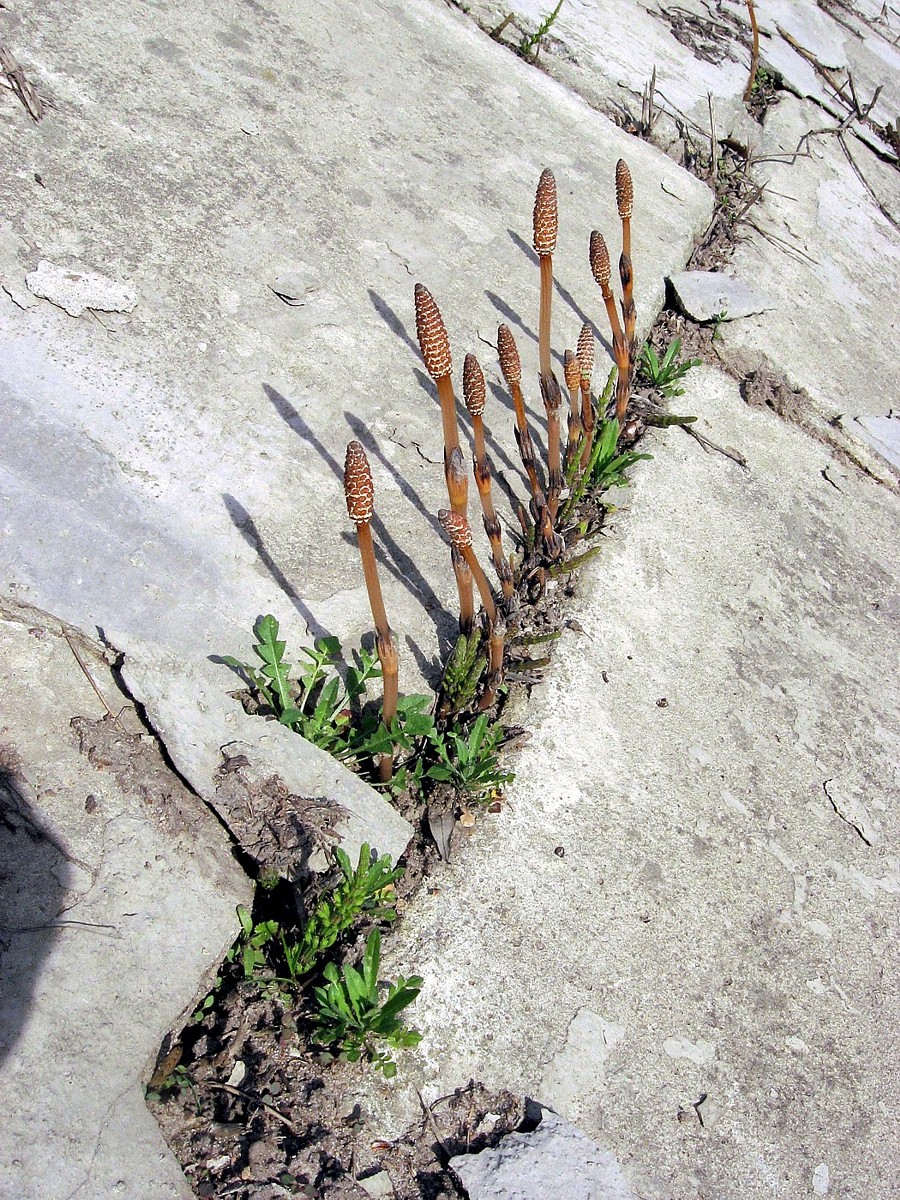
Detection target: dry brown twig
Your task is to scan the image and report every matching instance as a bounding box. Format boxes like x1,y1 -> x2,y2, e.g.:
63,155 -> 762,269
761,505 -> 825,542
0,46 -> 44,122
743,0 -> 760,105
344,440 -> 399,782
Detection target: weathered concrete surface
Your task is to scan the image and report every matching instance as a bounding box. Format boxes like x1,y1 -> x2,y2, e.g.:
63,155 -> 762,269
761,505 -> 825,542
367,366 -> 900,1200
0,0 -> 709,862
465,0 -> 899,155
722,93 -> 900,425
0,601 -> 250,1200
668,269 -> 776,320
464,0 -> 900,467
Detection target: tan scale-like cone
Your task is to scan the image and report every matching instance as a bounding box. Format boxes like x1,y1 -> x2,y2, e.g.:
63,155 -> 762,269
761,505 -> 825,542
463,352 -> 486,417
414,283 -> 452,381
414,283 -> 474,629
564,349 -> 583,466
497,324 -> 544,514
577,322 -> 596,467
590,231 -> 630,424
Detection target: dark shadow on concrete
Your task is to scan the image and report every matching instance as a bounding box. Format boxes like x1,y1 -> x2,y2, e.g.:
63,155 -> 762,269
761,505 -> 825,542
343,411 -> 443,538
403,631 -> 444,689
486,378 -> 549,473
486,288 -> 538,346
367,288 -> 419,359
0,763 -> 69,1067
264,385 -> 449,628
506,229 -> 612,359
222,494 -> 333,641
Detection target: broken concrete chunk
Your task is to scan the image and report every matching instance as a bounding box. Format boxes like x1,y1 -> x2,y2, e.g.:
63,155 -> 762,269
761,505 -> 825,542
116,646 -> 414,872
25,259 -> 138,317
449,1109 -> 634,1200
668,270 -> 777,322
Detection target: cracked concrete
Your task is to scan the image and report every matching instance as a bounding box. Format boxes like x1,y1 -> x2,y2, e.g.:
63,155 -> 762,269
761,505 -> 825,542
1,0 -> 898,1195
366,365 -> 900,1199
0,601 -> 249,1200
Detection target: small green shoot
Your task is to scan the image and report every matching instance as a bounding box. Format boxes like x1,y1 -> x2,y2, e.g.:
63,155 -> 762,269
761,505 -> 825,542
313,928 -> 422,1077
519,0 -> 564,60
283,843 -> 402,981
561,404 -> 651,523
711,309 -> 727,341
639,339 -> 702,397
231,844 -> 402,990
439,629 -> 487,715
234,904 -> 280,980
426,714 -> 514,801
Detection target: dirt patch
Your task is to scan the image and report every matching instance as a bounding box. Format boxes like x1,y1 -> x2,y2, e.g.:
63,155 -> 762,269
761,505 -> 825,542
71,712 -> 204,838
213,748 -> 344,883
653,1 -> 747,65
149,969 -> 525,1200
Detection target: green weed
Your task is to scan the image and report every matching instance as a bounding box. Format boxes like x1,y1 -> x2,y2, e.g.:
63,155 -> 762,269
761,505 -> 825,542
519,0 -> 564,60
439,629 -> 487,715
426,713 -> 514,801
313,928 -> 422,1078
639,339 -> 702,397
221,615 -> 436,785
233,843 -> 402,989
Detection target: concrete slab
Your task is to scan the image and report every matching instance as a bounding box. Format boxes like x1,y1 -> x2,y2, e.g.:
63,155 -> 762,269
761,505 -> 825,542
463,0 -> 899,155
0,0 -> 710,851
364,366 -> 900,1200
722,94 -> 900,428
0,600 -> 251,1200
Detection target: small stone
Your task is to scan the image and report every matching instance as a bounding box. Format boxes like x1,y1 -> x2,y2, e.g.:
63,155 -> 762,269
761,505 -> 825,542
667,270 -> 776,322
813,1162 -> 830,1195
226,1060 -> 246,1087
450,1110 -> 632,1199
357,1169 -> 395,1198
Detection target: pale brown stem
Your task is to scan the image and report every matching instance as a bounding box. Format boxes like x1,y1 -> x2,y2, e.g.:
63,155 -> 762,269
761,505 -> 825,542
452,546 -> 475,635
460,543 -> 497,626
459,541 -> 505,709
436,373 -> 462,457
538,254 -> 553,382
540,373 -> 563,522
479,617 -> 507,712
445,446 -> 469,517
446,446 -> 474,631
472,417 -> 514,601
510,380 -> 545,511
356,522 -> 397,781
743,0 -> 760,105
579,381 -> 595,469
599,283 -> 631,425
620,250 -> 636,356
